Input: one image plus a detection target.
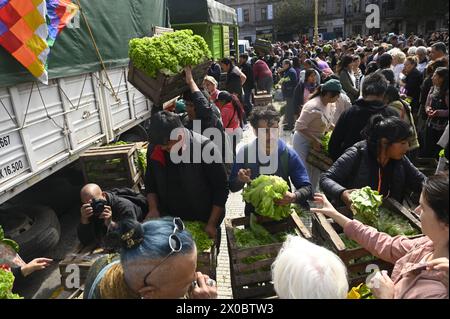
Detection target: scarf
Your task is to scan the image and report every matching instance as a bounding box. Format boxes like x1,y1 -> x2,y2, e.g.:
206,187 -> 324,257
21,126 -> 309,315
99,262 -> 139,299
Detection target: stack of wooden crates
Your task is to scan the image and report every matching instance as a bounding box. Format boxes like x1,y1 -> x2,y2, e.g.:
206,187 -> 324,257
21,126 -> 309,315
79,143 -> 147,192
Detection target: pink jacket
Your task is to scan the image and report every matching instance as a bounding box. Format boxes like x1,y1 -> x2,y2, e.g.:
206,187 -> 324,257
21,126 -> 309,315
345,220 -> 448,299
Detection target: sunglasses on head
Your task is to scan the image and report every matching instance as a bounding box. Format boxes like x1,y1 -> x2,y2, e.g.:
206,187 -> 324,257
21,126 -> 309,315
142,217 -> 185,287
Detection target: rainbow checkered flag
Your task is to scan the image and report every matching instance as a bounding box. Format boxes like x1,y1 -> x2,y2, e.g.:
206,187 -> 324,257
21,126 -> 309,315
0,0 -> 78,84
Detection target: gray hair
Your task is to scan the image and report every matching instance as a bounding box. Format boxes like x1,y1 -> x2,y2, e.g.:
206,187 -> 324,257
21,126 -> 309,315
272,236 -> 348,299
407,46 -> 417,56
416,46 -> 428,56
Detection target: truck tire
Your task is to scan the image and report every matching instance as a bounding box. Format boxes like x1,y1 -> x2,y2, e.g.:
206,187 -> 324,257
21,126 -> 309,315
119,124 -> 148,143
0,205 -> 61,262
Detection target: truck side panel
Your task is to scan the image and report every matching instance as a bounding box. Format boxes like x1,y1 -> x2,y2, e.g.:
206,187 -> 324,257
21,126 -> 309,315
0,67 -> 152,205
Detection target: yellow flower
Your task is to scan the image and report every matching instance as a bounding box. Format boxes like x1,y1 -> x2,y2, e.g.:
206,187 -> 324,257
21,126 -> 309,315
347,283 -> 364,299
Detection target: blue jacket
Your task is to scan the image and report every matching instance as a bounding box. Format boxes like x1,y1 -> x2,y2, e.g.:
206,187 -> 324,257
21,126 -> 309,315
229,138 -> 312,215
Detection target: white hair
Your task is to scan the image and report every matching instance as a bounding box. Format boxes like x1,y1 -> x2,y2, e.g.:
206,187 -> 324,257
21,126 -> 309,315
389,48 -> 406,64
272,236 -> 349,299
416,46 -> 428,56
407,46 -> 417,56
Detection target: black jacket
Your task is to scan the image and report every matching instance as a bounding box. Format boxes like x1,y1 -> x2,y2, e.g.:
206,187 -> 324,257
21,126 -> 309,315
145,130 -> 229,224
240,62 -> 255,91
77,190 -> 144,247
328,99 -> 398,161
404,68 -> 423,111
226,66 -> 244,100
183,91 -> 226,161
320,141 -> 426,206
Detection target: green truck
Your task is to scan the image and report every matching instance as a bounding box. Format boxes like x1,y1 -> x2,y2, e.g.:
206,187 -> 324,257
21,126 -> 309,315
168,0 -> 239,60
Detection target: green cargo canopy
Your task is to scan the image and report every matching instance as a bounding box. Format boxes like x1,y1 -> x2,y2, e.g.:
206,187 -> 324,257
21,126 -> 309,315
168,0 -> 237,26
0,0 -> 168,88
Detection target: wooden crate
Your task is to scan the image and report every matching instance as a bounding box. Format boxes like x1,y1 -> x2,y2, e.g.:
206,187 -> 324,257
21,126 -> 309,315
79,143 -> 143,191
58,245 -> 107,290
311,198 -> 422,287
128,60 -> 210,106
226,212 -> 312,299
197,245 -> 218,280
254,92 -> 273,107
306,148 -> 333,172
254,39 -> 272,55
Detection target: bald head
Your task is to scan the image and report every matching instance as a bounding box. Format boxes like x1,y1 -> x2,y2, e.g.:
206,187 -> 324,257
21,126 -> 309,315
80,183 -> 104,204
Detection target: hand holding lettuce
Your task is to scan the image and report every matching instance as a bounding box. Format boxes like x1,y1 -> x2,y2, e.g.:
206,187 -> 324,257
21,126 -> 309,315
242,175 -> 293,221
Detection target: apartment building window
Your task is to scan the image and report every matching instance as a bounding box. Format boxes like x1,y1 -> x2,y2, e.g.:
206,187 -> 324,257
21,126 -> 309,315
244,9 -> 249,23
336,0 -> 342,14
320,0 -> 327,15
261,7 -> 267,21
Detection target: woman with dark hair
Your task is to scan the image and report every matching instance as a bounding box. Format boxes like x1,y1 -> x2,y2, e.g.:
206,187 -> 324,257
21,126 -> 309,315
313,172 -> 449,299
376,53 -> 396,86
301,59 -> 322,84
321,115 -> 426,207
216,91 -> 245,157
417,59 -> 449,143
293,80 -> 342,192
84,218 -> 217,299
338,55 -> 360,103
422,67 -> 449,158
293,68 -> 319,116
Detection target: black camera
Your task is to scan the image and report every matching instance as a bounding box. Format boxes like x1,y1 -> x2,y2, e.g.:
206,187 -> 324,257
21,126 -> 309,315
91,198 -> 107,217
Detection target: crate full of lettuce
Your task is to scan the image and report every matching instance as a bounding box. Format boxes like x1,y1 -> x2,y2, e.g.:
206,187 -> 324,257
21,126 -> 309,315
225,214 -> 311,299
185,221 -> 217,279
128,30 -> 212,105
227,175 -> 312,298
311,187 -> 422,287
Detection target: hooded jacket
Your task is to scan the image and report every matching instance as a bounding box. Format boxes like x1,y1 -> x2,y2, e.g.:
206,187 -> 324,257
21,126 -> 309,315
328,98 -> 398,161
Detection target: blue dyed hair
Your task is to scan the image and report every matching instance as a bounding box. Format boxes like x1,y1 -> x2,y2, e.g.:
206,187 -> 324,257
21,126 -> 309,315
119,217 -> 195,265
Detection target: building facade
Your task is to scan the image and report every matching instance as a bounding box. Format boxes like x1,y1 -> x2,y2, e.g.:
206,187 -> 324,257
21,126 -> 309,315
220,0 -> 449,42
343,0 -> 449,38
219,0 -> 281,43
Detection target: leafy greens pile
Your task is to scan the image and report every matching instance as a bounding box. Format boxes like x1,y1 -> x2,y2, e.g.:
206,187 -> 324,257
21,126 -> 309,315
185,221 -> 214,252
129,30 -> 211,78
0,265 -> 22,299
234,215 -> 293,264
242,175 -> 292,221
349,187 -> 383,227
349,187 -> 420,237
0,226 -> 19,253
321,131 -> 332,155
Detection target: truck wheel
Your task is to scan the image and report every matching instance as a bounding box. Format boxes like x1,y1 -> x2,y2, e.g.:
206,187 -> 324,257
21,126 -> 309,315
119,125 -> 148,143
0,205 -> 61,262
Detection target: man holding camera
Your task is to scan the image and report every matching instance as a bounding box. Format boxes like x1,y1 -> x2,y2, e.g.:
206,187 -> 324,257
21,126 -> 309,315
77,184 -> 145,247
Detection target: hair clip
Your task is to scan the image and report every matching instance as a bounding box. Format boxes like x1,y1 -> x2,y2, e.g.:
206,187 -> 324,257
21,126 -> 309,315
121,229 -> 143,249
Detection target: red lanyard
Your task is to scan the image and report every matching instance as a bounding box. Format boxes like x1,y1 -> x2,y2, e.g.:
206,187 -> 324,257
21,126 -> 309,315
378,168 -> 382,193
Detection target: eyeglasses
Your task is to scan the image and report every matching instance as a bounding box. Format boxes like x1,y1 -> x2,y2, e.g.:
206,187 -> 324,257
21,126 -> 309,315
142,217 -> 185,287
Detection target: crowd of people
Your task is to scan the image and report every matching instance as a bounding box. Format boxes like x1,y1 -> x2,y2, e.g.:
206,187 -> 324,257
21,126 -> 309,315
10,31 -> 447,300
75,31 -> 448,299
